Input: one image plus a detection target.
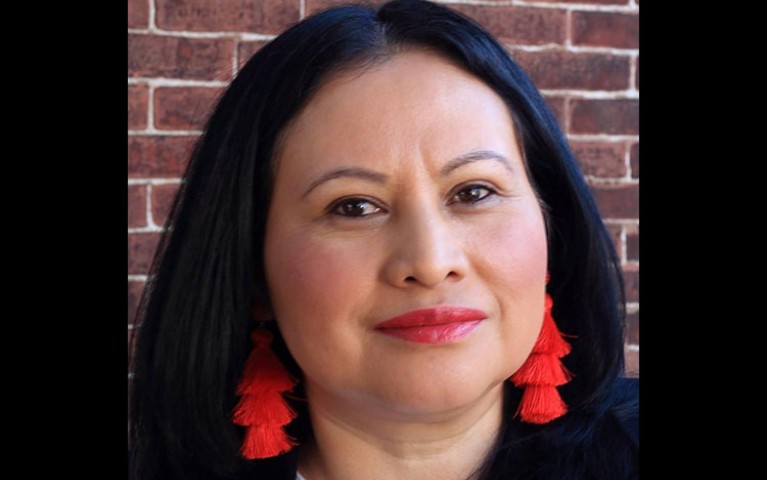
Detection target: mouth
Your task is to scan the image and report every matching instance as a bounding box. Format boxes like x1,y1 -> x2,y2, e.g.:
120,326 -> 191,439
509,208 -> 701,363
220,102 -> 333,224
375,306 -> 488,344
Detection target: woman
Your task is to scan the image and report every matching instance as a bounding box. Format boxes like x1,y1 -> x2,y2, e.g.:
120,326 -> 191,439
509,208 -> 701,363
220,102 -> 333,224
129,1 -> 638,479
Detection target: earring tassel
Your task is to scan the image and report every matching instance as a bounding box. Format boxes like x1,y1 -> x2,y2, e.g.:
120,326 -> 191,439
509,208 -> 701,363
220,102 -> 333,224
516,384 -> 569,425
510,292 -> 572,424
233,330 -> 298,459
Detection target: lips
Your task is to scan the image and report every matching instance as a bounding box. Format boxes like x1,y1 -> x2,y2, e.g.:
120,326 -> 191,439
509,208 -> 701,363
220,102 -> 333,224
375,306 -> 487,344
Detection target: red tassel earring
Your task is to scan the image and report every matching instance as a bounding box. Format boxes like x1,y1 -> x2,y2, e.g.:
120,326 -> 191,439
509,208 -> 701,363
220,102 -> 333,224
510,275 -> 572,424
233,329 -> 299,459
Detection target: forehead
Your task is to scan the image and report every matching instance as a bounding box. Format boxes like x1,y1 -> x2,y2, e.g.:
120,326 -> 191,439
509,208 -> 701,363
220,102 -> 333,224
274,49 -> 521,176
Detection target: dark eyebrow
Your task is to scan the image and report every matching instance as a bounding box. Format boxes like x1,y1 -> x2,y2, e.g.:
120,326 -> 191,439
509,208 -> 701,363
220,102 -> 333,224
440,150 -> 514,176
301,167 -> 388,198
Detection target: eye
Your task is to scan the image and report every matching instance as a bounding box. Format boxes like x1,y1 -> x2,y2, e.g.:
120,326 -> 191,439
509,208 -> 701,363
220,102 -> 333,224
330,197 -> 383,218
450,185 -> 495,205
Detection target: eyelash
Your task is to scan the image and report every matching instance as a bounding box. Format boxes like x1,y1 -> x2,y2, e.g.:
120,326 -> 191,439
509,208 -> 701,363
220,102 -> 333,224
328,184 -> 499,219
448,184 -> 496,206
329,197 -> 383,218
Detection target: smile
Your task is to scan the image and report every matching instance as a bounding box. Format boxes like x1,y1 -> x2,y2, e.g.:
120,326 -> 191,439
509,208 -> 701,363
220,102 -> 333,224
375,306 -> 487,344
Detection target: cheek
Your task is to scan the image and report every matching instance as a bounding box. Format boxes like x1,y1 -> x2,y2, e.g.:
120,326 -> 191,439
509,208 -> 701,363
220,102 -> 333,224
472,209 -> 548,371
264,229 -> 373,368
473,207 -> 547,287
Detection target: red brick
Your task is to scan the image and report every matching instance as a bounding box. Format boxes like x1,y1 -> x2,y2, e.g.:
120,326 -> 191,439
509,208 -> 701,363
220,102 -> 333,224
514,51 -> 630,90
128,185 -> 147,228
157,0 -> 300,34
542,96 -> 566,132
626,225 -> 639,261
128,84 -> 149,130
626,310 -> 639,344
635,55 -> 639,90
591,183 -> 638,219
128,0 -> 149,28
572,12 -> 638,49
571,141 -> 626,177
624,347 -> 639,377
535,0 -> 628,5
128,135 -> 197,178
129,232 -> 162,274
623,265 -> 639,302
630,142 -> 639,178
237,41 -> 268,70
154,87 -> 223,131
128,280 -> 146,325
151,184 -> 181,227
605,224 -> 623,259
530,0 -> 628,3
128,34 -> 235,81
306,0 -> 380,14
449,5 -> 566,45
571,99 -> 638,135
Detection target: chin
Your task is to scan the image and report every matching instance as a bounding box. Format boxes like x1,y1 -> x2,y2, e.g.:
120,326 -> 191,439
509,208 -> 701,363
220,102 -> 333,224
363,368 -> 508,418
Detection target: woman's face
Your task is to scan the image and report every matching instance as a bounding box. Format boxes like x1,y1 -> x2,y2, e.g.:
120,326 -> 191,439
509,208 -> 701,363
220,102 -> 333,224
264,49 -> 548,418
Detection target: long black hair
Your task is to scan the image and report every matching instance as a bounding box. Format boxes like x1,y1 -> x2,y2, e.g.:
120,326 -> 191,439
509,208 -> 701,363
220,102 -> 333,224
129,1 -> 632,479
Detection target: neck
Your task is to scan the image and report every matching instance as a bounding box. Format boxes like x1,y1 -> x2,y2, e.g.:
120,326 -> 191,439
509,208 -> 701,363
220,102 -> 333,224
298,382 -> 504,480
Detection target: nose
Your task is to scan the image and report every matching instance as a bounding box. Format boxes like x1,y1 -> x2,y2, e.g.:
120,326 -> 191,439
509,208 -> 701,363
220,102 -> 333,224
383,209 -> 469,289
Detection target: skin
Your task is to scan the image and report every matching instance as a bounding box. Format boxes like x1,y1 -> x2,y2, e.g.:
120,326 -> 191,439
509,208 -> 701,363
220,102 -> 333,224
264,49 -> 548,480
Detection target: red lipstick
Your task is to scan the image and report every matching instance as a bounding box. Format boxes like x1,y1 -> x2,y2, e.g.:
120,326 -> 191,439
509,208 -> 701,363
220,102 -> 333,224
375,306 -> 487,344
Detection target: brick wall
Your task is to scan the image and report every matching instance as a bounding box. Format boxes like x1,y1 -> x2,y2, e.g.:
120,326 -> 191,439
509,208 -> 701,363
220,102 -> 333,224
128,0 -> 640,376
